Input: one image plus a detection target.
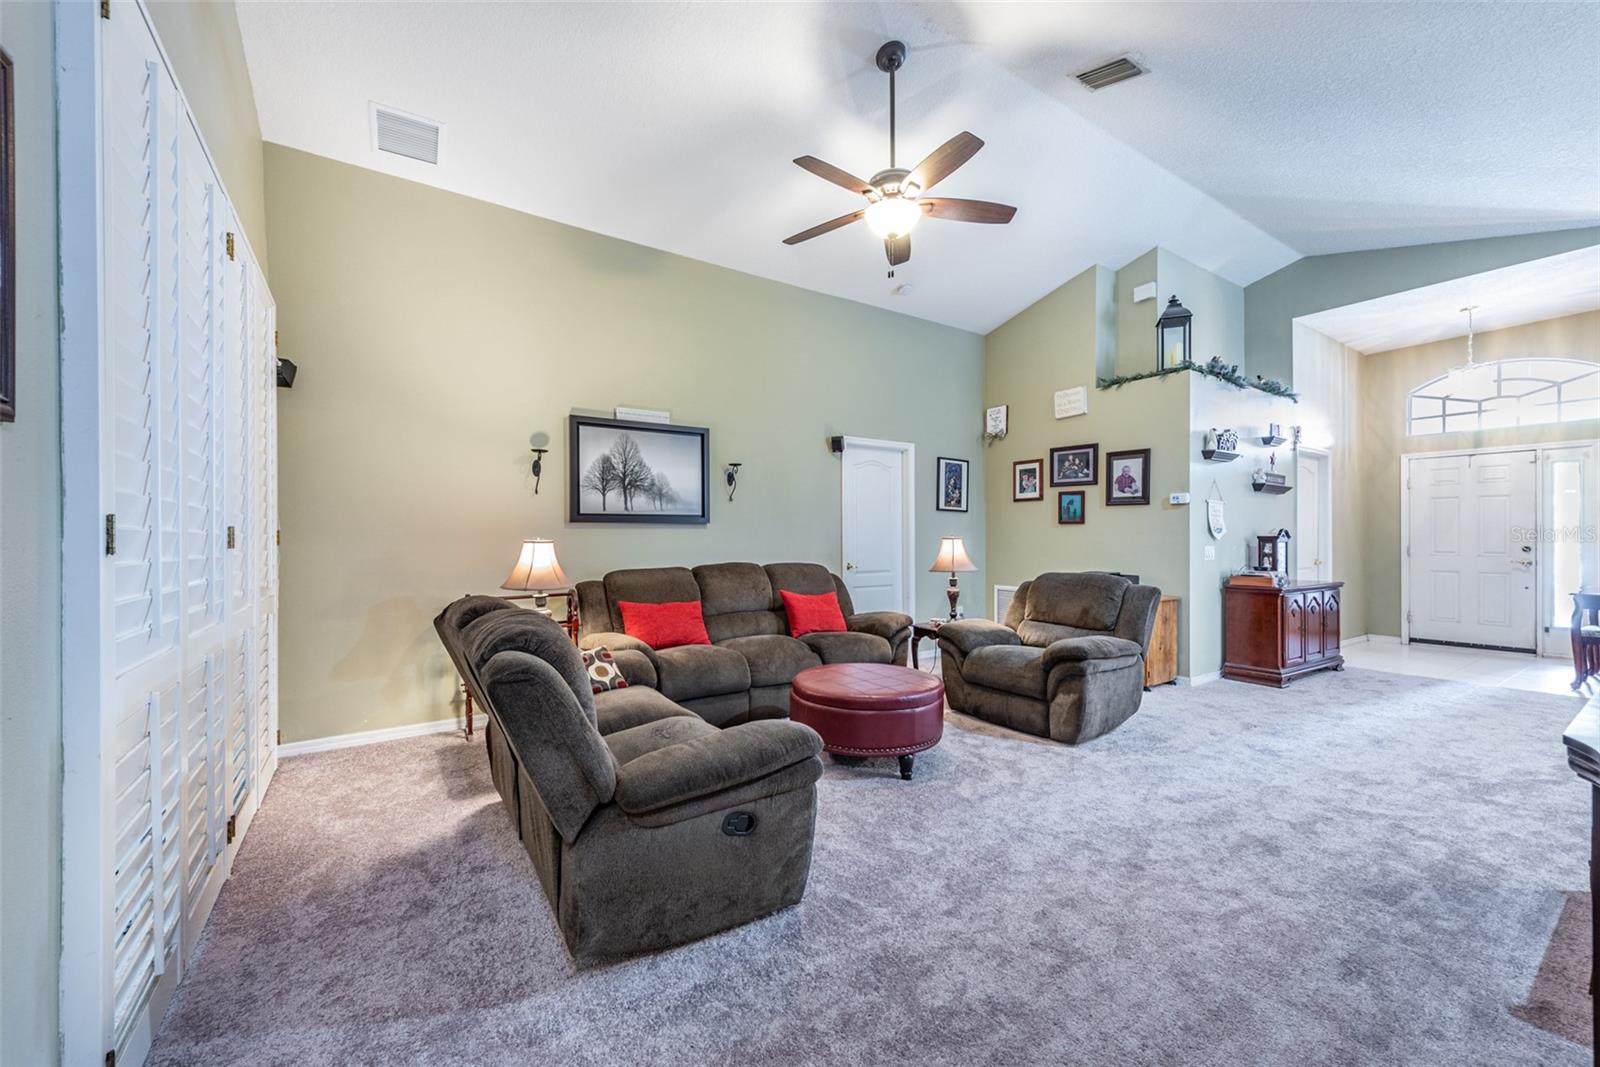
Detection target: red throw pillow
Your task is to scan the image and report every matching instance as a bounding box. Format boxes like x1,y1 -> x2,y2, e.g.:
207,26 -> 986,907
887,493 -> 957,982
780,590 -> 848,638
616,600 -> 711,650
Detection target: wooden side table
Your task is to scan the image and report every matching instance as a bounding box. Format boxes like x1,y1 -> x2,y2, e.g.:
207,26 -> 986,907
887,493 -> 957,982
910,620 -> 944,670
1144,595 -> 1180,688
1572,591 -> 1600,692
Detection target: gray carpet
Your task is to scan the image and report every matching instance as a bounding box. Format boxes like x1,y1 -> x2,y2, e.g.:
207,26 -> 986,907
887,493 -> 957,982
151,668 -> 1591,1066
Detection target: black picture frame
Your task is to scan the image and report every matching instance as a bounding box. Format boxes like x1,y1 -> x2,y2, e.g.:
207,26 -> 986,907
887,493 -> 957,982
1049,443 -> 1098,486
936,456 -> 969,512
1105,448 -> 1152,506
0,48 -> 14,423
1058,491 -> 1086,525
1012,458 -> 1043,501
568,414 -> 710,525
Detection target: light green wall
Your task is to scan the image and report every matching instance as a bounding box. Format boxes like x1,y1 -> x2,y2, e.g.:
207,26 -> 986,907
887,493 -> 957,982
1111,249 -> 1157,378
0,1 -> 62,1062
1245,227 -> 1600,383
983,264 -> 1195,672
263,145 -> 985,744
1359,310 -> 1600,637
146,0 -> 267,268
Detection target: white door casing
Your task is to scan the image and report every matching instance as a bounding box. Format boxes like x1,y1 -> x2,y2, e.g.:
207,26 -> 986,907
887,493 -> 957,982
1541,443 -> 1600,657
1294,448 -> 1331,582
1405,450 -> 1538,651
840,437 -> 915,616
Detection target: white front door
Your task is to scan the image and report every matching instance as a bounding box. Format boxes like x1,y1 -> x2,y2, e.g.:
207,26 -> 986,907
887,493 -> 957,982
1295,451 -> 1329,582
841,439 -> 911,614
1407,451 -> 1538,651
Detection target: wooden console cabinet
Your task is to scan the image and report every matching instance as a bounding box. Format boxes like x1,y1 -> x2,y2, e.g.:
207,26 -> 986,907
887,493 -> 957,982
1144,595 -> 1180,687
1222,580 -> 1344,687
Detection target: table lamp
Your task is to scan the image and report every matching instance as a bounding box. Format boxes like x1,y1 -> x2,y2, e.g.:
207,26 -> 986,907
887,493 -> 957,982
501,538 -> 571,616
929,536 -> 977,620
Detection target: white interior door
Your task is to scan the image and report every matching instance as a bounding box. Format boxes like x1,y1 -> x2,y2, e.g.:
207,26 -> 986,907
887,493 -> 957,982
841,439 -> 911,615
1407,451 -> 1538,651
1295,451 -> 1329,582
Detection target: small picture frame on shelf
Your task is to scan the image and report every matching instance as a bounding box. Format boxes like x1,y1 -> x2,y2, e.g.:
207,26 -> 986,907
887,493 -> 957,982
1058,490 -> 1085,525
1105,448 -> 1152,506
1049,443 -> 1098,486
1012,458 -> 1043,501
936,456 -> 970,512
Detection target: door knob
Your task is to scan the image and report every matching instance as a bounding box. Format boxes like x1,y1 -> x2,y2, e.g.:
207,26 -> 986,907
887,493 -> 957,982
845,562 -> 856,571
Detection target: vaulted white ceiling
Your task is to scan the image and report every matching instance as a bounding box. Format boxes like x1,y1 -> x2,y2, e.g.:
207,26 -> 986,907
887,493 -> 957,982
237,1 -> 1600,335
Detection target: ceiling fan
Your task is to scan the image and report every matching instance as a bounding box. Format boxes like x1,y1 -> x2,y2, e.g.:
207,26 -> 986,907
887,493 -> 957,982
783,40 -> 1016,271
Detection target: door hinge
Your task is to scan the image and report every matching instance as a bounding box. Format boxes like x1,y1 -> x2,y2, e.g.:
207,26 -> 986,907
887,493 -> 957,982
227,525 -> 236,549
226,814 -> 237,844
225,232 -> 236,261
100,0 -> 110,19
105,514 -> 116,556
1406,611 -> 1413,624
276,729 -> 282,745
276,529 -> 281,546
105,1050 -> 115,1067
274,329 -> 279,348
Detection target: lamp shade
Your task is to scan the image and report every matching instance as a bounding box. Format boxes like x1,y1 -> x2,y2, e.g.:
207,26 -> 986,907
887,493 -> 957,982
929,536 -> 977,574
501,538 -> 571,593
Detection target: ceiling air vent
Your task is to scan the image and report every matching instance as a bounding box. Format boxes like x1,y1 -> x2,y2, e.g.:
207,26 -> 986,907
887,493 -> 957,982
371,104 -> 441,165
1074,56 -> 1146,91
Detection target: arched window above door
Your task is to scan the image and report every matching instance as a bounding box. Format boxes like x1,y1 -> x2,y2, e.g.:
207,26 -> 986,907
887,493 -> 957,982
1407,358 -> 1600,436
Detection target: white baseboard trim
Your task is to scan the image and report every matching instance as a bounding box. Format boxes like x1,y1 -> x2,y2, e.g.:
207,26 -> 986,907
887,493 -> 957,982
1363,634 -> 1402,645
280,714 -> 484,758
1177,671 -> 1222,687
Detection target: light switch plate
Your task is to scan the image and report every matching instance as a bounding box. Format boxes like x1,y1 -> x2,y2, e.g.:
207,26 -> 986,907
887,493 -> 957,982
1169,492 -> 1191,505
1203,546 -> 1216,561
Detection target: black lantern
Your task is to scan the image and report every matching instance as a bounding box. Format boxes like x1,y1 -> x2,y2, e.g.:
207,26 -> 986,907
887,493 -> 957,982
1156,294 -> 1192,370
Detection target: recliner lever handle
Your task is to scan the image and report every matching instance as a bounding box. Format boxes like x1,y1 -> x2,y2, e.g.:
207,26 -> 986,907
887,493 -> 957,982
722,812 -> 757,837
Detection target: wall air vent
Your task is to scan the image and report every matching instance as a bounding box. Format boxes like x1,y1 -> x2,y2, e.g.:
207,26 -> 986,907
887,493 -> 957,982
1074,56 -> 1146,91
371,104 -> 441,165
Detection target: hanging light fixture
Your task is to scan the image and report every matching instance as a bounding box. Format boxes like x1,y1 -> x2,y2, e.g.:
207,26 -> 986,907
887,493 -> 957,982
1445,306 -> 1495,393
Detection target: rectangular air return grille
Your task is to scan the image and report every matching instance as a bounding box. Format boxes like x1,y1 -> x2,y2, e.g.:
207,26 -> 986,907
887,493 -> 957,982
1075,56 -> 1146,91
372,105 -> 441,164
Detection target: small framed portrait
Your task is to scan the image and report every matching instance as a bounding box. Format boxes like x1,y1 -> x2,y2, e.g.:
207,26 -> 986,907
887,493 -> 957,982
1058,490 -> 1086,525
1105,448 -> 1152,506
937,456 -> 969,512
1012,458 -> 1043,501
1049,443 -> 1098,487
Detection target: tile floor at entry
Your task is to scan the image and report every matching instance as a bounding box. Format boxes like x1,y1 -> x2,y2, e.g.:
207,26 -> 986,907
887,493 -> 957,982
1343,638 -> 1590,698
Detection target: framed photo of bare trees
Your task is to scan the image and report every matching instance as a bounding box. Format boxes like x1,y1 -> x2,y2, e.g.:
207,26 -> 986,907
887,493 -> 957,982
568,414 -> 710,524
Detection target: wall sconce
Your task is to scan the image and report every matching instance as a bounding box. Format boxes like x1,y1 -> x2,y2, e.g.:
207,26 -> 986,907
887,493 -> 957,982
530,448 -> 549,494
724,463 -> 743,501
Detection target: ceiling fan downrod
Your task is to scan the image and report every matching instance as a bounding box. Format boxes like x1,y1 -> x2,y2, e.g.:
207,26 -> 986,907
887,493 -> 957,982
876,40 -> 907,169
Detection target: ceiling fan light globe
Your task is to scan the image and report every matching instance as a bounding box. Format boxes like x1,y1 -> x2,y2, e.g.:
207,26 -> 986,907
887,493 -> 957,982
865,195 -> 922,239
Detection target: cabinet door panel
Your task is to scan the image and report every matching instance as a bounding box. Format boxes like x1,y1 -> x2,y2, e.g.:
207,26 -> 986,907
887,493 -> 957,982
1304,591 -> 1324,660
1323,591 -> 1341,653
1281,593 -> 1305,666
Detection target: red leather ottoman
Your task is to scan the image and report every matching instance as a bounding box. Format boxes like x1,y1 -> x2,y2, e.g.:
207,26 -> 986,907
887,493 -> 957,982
789,663 -> 944,780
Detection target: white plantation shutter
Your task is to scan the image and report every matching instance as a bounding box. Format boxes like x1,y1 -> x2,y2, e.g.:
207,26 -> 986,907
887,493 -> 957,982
82,5 -> 281,1063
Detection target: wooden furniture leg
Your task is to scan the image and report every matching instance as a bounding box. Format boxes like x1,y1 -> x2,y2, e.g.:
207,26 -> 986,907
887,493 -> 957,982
463,681 -> 474,739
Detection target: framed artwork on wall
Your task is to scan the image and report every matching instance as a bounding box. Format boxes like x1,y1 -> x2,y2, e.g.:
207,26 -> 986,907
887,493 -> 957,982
936,456 -> 969,512
1105,448 -> 1152,506
1058,491 -> 1085,525
1049,443 -> 1098,486
568,414 -> 710,524
0,47 -> 14,423
1012,458 -> 1043,501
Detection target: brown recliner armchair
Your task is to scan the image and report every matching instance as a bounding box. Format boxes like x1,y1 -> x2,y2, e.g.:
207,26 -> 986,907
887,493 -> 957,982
937,572 -> 1161,744
437,598 -> 824,964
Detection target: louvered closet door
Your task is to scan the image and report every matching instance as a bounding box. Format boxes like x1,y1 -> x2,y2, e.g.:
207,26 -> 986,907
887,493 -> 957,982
220,210 -> 257,837
101,5 -> 185,1058
254,279 -> 280,785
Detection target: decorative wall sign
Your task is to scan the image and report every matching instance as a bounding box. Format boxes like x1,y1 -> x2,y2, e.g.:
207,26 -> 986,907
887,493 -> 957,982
983,404 -> 1008,443
1105,448 -> 1152,506
1053,386 -> 1087,419
936,456 -> 970,512
569,415 -> 709,524
1207,499 -> 1227,539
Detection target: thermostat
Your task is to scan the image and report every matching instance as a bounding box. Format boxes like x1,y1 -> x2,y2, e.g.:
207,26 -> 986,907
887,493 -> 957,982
1169,492 -> 1191,505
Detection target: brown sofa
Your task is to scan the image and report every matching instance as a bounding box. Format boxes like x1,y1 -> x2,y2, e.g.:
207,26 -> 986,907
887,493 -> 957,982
435,595 -> 824,964
574,562 -> 913,724
937,572 -> 1160,744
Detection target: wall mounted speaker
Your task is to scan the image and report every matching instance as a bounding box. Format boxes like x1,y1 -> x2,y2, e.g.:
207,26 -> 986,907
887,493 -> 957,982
277,357 -> 297,388
829,436 -> 844,454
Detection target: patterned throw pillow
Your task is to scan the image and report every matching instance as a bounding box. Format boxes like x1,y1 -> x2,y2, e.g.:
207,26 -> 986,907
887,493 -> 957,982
580,648 -> 629,694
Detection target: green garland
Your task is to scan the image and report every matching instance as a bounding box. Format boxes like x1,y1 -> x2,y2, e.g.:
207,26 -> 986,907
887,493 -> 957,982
1096,357 -> 1298,403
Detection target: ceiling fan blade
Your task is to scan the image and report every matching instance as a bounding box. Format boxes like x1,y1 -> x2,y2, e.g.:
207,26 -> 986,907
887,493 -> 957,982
783,209 -> 866,245
908,132 -> 984,193
885,233 -> 911,266
921,197 -> 1017,224
793,156 -> 875,197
